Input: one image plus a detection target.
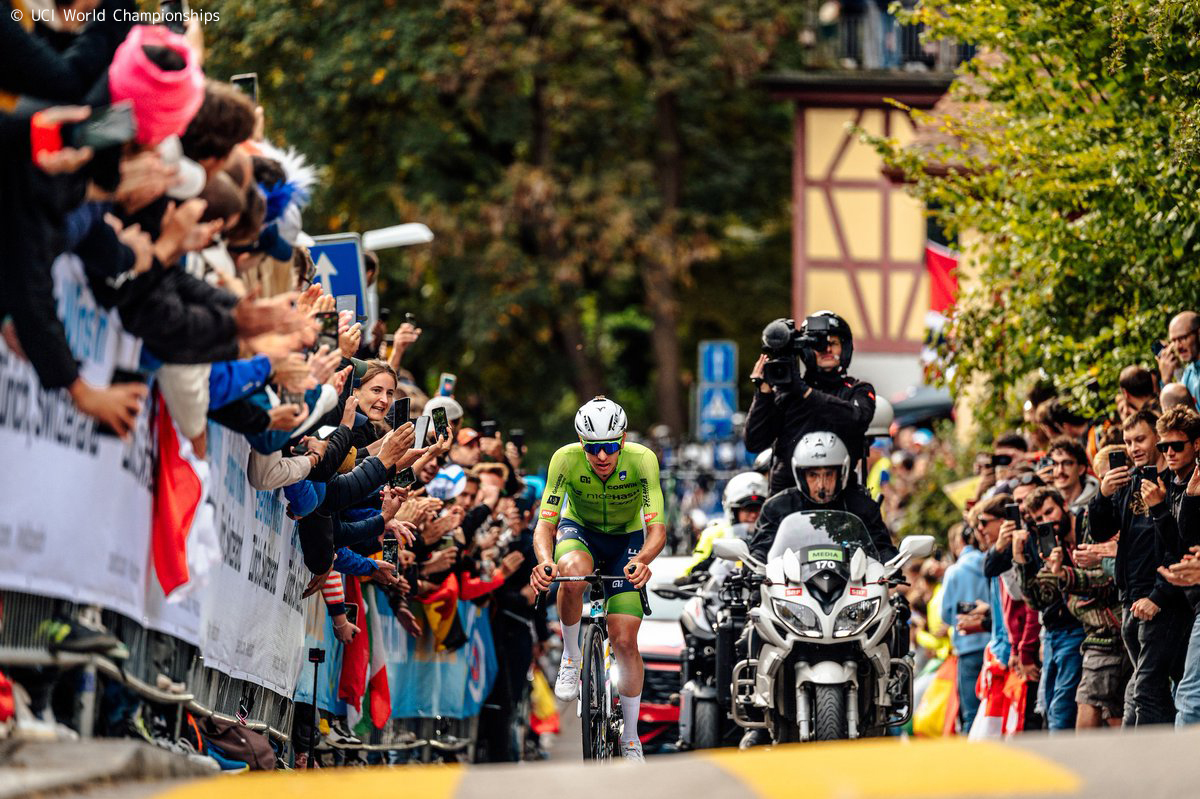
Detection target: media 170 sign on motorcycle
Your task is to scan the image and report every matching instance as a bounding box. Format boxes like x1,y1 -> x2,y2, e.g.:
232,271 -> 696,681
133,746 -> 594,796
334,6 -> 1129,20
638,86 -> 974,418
714,511 -> 934,743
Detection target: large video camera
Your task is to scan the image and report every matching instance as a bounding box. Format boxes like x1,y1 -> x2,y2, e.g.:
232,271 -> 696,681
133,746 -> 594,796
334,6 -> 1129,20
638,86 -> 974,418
760,314 -> 840,388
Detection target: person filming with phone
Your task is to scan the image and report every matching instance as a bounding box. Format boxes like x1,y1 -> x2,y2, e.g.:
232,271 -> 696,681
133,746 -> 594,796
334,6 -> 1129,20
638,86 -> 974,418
1011,487 -> 1086,730
1089,408 -> 1190,725
744,311 -> 876,495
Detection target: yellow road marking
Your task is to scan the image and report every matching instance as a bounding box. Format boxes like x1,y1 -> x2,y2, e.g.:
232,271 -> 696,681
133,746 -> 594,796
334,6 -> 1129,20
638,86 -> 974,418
703,738 -> 1082,799
154,764 -> 463,799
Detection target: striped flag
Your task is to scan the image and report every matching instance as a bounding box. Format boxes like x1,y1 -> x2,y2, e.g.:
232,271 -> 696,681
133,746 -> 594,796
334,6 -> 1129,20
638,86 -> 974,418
364,587 -> 391,729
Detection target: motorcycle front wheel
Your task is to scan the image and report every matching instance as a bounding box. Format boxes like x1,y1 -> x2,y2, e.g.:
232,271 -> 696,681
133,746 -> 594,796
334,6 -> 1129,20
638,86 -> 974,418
813,684 -> 848,741
693,699 -> 720,749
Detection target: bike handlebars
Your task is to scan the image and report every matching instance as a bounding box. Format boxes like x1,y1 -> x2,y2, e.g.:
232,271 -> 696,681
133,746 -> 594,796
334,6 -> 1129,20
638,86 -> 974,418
533,566 -> 652,617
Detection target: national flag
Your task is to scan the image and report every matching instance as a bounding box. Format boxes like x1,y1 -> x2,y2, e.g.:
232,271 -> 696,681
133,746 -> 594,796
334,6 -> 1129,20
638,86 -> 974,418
416,575 -> 460,651
925,240 -> 960,313
364,587 -> 391,729
151,392 -> 203,596
337,577 -> 369,725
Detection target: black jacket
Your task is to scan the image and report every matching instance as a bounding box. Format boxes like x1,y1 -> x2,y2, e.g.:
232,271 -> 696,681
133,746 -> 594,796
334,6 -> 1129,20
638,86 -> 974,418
743,370 -> 876,495
1088,469 -> 1185,609
1148,466 -> 1200,610
748,482 -> 896,564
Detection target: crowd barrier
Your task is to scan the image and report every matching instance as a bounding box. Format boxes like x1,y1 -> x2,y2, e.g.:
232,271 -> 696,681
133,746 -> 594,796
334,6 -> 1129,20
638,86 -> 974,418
0,254 -> 497,752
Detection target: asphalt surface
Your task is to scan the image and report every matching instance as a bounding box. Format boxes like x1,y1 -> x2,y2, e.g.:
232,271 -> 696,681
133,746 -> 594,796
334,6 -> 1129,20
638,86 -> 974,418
15,725 -> 1200,799
544,699 -> 582,763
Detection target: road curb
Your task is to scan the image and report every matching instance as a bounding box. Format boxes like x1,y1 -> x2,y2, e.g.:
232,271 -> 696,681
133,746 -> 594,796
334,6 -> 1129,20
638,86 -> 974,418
0,740 -> 217,799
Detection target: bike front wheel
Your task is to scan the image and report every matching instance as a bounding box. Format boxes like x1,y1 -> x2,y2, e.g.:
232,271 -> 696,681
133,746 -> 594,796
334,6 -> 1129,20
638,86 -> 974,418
580,624 -> 614,761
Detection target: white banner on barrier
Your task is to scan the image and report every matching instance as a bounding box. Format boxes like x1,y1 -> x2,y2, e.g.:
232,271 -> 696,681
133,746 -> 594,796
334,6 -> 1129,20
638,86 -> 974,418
198,425 -> 306,696
0,256 -> 154,621
0,256 -> 306,696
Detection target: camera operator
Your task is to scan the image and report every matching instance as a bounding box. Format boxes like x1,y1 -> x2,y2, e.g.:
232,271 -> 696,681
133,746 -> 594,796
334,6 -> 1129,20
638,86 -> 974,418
745,311 -> 876,495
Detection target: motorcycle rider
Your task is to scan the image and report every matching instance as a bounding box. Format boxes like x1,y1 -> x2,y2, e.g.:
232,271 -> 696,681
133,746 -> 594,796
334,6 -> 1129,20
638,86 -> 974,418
748,432 -> 897,565
683,471 -> 769,578
738,432 -> 898,748
745,312 -> 877,495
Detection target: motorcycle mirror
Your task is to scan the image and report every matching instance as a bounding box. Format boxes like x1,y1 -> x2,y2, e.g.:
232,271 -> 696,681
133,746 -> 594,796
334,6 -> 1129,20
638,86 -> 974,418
899,534 -> 936,560
850,548 -> 867,582
713,538 -> 751,564
651,585 -> 688,601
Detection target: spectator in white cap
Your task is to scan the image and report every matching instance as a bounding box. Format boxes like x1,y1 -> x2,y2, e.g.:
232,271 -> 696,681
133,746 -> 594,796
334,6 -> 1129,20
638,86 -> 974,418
425,395 -> 465,438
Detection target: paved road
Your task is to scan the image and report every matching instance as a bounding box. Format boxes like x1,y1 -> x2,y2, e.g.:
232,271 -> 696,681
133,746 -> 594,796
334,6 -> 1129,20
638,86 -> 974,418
544,699 -> 581,763
22,726 -> 1200,799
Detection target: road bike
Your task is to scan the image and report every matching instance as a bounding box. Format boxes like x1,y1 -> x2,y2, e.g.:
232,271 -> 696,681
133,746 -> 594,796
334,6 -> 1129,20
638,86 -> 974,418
538,569 -> 651,761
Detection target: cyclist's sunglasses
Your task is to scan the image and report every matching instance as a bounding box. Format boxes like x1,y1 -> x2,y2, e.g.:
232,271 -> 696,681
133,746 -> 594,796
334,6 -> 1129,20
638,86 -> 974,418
582,439 -> 622,456
1157,440 -> 1190,453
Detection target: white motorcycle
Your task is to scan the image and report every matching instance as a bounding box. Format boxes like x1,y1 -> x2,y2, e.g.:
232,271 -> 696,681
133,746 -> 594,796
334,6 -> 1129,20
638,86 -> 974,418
714,510 -> 934,742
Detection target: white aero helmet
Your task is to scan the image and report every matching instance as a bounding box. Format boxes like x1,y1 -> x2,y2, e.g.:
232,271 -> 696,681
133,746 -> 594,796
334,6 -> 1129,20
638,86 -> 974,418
791,432 -> 851,502
574,396 -> 628,441
722,471 -> 768,524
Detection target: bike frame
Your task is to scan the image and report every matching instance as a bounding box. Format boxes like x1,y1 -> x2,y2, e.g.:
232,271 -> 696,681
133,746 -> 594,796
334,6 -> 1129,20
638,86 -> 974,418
539,571 -> 651,760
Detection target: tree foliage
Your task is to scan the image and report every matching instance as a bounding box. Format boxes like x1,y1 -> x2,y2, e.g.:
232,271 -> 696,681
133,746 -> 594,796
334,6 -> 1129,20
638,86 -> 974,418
870,0 -> 1200,432
202,0 -> 800,461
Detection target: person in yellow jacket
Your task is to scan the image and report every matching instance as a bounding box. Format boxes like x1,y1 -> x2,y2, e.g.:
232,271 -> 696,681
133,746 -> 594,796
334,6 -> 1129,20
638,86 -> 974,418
683,471 -> 768,576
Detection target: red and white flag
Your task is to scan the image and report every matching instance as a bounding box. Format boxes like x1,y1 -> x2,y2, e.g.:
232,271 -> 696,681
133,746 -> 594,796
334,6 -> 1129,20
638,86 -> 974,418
151,391 -> 217,598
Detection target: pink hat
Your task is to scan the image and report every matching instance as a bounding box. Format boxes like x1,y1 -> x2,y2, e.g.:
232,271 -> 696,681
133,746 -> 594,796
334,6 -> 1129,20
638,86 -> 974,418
107,26 -> 205,146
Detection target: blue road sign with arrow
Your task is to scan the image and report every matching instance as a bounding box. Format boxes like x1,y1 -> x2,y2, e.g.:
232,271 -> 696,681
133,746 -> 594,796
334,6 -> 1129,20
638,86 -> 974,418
308,233 -> 367,317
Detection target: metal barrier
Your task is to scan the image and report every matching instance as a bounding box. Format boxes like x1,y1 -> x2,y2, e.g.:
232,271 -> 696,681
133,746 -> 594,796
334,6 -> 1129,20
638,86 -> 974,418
0,589 -> 293,743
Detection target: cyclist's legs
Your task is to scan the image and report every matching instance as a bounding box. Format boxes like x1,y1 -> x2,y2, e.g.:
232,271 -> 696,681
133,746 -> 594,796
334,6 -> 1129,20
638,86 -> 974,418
553,520 -> 595,627
602,529 -> 646,698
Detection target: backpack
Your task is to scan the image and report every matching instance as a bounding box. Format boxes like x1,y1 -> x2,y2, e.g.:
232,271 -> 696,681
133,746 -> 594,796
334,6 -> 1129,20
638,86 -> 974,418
199,717 -> 276,770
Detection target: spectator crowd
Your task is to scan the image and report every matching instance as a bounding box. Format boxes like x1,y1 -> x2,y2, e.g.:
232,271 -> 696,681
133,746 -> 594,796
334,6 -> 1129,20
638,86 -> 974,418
0,1 -> 551,767
903,311 -> 1200,735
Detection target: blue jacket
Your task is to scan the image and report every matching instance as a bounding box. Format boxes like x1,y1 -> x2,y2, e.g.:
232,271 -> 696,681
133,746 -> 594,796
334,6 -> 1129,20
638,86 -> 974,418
209,356 -> 271,410
987,574 -> 1012,664
334,547 -> 379,577
940,546 -> 990,656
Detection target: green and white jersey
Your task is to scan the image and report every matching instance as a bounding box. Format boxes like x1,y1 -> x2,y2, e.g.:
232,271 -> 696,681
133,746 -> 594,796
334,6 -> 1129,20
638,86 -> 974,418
538,441 -> 665,534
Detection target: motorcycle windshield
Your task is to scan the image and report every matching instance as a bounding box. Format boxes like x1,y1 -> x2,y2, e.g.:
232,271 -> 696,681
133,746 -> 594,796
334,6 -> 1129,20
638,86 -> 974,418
766,510 -> 878,565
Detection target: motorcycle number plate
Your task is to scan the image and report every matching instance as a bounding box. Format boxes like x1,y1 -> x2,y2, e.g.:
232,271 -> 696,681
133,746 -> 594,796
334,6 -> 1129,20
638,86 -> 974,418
849,587 -> 867,597
786,587 -> 803,596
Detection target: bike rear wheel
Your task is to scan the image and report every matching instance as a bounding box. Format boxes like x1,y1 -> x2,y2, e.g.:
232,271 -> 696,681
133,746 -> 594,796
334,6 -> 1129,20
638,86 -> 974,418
580,624 -> 613,760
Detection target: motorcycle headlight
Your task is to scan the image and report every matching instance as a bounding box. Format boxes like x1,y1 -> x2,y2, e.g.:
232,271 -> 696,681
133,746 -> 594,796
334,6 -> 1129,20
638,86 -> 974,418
771,598 -> 822,637
833,598 -> 881,638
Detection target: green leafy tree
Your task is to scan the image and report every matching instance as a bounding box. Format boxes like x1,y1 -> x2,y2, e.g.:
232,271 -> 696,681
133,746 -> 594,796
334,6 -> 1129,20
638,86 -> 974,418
869,0 -> 1200,432
203,0 -> 797,461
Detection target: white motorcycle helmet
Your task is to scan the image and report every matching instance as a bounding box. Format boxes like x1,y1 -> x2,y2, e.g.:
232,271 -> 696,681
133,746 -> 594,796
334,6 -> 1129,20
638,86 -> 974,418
722,471 -> 768,524
867,396 -> 894,437
792,432 -> 851,503
574,396 -> 628,441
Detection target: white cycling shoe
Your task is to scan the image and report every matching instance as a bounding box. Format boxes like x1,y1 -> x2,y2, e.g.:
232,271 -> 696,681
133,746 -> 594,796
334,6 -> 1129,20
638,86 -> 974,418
554,657 -> 581,701
621,739 -> 645,762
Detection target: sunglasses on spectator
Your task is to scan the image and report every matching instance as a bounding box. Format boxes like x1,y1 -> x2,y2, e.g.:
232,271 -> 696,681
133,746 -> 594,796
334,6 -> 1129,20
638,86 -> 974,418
582,440 -> 622,456
1156,441 -> 1191,453
1169,328 -> 1199,345
1014,473 -> 1043,486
